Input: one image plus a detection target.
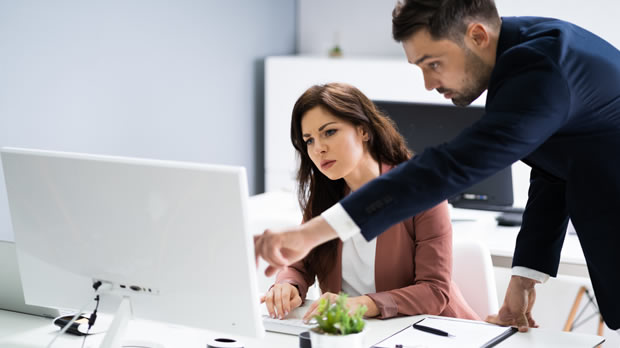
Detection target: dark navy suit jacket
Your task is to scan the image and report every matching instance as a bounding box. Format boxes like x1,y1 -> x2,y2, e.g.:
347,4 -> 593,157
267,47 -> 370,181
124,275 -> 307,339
340,17 -> 620,328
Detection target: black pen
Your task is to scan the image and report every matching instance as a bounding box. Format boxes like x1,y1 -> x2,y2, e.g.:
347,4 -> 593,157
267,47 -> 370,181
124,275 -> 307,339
412,323 -> 451,337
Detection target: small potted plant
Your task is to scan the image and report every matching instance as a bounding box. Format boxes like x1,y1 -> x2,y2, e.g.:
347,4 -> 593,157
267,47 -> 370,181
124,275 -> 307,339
309,293 -> 367,348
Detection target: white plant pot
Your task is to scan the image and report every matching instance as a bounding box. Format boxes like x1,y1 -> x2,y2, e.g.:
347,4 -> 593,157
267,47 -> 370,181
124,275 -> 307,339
309,329 -> 365,348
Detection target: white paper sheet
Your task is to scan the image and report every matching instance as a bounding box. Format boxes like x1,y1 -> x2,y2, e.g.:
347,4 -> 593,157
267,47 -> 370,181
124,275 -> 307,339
373,317 -> 516,348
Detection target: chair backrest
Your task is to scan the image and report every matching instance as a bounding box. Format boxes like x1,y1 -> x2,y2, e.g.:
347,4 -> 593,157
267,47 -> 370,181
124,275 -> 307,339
452,239 -> 499,319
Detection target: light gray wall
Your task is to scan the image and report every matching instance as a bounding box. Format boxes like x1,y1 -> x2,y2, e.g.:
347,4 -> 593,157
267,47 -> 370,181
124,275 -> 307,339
298,0 -> 620,56
297,0 -> 402,57
0,0 -> 296,241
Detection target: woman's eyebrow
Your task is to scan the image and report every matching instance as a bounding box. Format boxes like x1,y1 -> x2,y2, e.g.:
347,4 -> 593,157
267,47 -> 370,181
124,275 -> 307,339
303,121 -> 338,138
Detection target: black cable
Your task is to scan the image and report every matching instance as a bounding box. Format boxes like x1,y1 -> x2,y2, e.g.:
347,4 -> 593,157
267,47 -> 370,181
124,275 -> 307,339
80,283 -> 103,348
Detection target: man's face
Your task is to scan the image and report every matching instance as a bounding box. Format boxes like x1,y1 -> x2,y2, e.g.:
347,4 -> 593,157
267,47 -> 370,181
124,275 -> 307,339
402,28 -> 492,107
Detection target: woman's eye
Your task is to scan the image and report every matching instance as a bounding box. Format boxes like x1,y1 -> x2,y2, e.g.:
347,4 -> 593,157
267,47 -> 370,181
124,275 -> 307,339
305,138 -> 314,145
325,129 -> 337,137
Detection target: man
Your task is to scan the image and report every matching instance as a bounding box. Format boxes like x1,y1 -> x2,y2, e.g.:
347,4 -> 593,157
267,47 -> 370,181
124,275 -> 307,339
254,0 -> 620,331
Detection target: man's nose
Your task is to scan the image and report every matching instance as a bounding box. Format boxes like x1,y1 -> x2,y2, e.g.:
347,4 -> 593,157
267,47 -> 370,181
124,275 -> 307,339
423,73 -> 440,91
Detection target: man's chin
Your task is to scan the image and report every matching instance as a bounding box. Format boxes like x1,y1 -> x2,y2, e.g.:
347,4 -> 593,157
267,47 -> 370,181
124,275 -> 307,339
451,97 -> 473,107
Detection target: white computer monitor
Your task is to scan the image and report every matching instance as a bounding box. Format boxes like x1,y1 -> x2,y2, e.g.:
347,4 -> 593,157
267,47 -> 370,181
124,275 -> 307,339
1,147 -> 265,346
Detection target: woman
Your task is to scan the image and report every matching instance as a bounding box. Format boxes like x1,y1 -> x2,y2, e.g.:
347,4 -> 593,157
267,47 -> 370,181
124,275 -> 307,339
261,83 -> 478,321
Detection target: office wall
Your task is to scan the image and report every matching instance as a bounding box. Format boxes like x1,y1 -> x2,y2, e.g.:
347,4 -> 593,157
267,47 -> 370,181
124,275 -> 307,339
298,0 -> 620,56
0,0 -> 296,241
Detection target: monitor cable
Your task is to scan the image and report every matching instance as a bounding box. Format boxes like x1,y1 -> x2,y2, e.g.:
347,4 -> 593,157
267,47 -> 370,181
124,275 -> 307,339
80,292 -> 101,348
46,280 -> 110,348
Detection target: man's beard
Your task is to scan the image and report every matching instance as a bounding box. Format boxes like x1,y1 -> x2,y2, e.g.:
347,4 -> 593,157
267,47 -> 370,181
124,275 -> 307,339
450,48 -> 492,107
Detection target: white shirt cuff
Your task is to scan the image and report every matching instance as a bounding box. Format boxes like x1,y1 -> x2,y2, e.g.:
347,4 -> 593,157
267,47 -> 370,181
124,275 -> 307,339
321,203 -> 360,241
512,266 -> 550,283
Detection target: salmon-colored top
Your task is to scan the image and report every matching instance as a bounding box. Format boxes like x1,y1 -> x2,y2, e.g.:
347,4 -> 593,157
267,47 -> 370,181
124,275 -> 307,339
275,165 -> 479,320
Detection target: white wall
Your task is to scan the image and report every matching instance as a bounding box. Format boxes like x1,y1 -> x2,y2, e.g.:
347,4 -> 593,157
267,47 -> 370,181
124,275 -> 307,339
297,0 -> 402,57
298,0 -> 620,56
0,0 -> 296,241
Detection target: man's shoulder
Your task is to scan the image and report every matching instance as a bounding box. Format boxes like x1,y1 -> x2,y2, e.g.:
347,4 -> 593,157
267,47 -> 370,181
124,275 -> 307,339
494,17 -> 577,80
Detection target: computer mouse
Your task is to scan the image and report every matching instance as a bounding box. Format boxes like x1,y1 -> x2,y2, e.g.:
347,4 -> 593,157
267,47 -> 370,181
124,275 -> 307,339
496,212 -> 522,226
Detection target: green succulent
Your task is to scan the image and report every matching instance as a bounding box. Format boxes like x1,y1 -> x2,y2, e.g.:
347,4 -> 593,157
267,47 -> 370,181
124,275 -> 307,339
312,293 -> 366,335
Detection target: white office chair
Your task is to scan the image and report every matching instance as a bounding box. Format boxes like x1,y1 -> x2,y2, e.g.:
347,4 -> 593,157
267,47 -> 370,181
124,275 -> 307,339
452,239 -> 499,319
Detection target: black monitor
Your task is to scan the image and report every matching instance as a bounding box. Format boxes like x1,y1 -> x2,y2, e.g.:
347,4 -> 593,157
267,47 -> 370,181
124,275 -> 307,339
374,100 -> 520,214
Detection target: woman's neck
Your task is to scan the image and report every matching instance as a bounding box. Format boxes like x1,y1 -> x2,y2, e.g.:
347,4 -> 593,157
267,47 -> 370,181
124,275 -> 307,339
343,156 -> 381,192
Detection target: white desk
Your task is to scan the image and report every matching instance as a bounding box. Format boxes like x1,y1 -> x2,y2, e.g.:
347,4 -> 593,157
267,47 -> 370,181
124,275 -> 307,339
0,309 -> 605,348
449,208 -> 588,278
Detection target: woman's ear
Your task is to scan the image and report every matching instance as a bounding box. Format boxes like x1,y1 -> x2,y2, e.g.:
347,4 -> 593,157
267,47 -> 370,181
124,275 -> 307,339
358,126 -> 370,142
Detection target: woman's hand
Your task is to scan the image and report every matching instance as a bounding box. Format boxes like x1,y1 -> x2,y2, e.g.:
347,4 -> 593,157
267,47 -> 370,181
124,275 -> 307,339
302,292 -> 380,322
260,283 -> 302,319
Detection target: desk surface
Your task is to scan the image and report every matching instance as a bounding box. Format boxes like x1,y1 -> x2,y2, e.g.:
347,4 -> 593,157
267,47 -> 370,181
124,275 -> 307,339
449,208 -> 588,278
0,309 -> 604,348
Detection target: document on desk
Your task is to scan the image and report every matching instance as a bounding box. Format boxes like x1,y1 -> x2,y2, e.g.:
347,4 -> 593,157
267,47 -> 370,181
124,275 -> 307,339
372,317 -> 517,348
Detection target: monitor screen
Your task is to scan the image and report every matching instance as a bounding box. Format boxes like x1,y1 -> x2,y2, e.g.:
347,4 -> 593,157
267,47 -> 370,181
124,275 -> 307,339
1,147 -> 265,345
373,100 -> 515,212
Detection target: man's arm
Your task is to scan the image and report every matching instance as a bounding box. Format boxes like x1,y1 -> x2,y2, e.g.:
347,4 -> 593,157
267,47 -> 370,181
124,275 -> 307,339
513,167 -> 569,276
338,46 -> 571,241
487,168 -> 569,331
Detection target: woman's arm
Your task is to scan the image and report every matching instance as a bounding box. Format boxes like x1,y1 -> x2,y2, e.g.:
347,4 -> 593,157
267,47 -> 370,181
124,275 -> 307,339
274,259 -> 316,300
366,201 -> 453,318
261,258 -> 316,319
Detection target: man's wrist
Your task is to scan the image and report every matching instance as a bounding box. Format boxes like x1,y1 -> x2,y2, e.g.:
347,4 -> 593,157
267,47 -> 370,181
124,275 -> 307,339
321,203 -> 360,241
302,216 -> 338,246
513,275 -> 538,289
512,266 -> 549,283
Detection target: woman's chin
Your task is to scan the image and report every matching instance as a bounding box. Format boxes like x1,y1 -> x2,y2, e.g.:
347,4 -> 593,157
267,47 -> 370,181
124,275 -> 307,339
322,171 -> 343,181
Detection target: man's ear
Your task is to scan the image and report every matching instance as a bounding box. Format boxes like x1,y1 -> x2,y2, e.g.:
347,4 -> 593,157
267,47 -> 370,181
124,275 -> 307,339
467,22 -> 490,49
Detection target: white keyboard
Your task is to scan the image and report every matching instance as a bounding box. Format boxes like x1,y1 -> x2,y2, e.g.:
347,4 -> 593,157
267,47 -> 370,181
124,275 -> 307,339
262,315 -> 317,336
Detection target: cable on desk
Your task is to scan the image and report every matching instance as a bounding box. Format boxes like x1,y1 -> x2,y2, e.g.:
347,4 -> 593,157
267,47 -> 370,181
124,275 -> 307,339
46,280 -> 110,348
80,291 -> 101,348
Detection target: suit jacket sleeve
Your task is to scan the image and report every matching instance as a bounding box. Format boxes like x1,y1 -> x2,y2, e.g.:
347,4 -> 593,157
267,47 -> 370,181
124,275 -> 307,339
512,167 -> 569,276
366,202 -> 452,318
340,45 -> 572,243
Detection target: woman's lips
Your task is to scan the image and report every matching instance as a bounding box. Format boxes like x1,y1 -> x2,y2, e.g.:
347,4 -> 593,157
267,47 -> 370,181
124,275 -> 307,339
321,160 -> 336,170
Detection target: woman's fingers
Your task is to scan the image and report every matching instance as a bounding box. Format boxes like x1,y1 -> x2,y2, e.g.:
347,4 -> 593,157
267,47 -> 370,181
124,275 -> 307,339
290,294 -> 302,310
273,286 -> 284,319
303,300 -> 319,322
264,290 -> 276,318
264,284 -> 304,319
281,286 -> 291,318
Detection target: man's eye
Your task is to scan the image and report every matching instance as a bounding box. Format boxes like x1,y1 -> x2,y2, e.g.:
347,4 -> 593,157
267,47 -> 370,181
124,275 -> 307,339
429,62 -> 440,70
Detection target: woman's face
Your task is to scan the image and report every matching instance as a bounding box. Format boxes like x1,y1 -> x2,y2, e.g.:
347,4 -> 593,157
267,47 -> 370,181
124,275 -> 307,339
301,106 -> 369,180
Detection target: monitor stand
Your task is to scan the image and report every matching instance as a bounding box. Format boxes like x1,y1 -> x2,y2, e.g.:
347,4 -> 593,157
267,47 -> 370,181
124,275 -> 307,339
100,296 -> 165,348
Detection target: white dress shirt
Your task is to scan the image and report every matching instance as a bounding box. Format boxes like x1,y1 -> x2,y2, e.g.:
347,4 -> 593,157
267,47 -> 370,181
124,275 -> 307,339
340,232 -> 377,297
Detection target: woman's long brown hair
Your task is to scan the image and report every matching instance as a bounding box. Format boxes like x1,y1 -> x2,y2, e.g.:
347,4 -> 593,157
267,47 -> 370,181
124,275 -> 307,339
290,83 -> 412,280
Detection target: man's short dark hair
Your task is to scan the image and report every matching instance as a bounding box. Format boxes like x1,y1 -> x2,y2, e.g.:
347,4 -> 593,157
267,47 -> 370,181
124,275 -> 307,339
392,0 -> 500,44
